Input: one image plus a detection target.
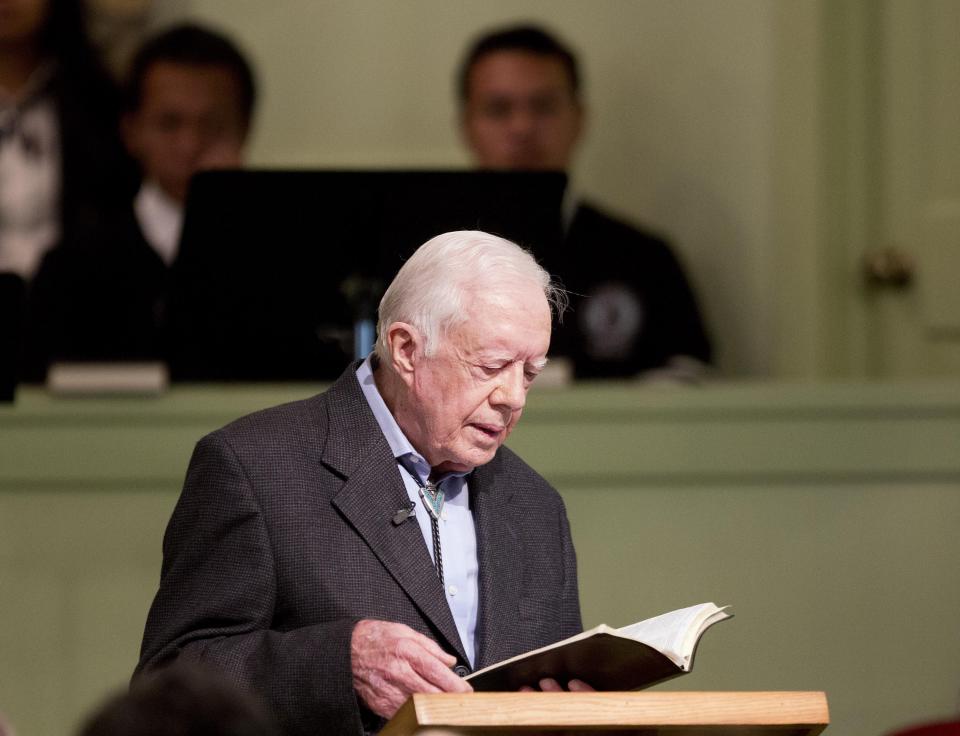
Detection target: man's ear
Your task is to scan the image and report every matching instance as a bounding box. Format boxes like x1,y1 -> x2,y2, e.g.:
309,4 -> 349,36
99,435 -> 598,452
385,322 -> 423,384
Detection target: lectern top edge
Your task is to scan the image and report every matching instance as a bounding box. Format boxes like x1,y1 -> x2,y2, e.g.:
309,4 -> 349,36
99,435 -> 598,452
380,691 -> 829,736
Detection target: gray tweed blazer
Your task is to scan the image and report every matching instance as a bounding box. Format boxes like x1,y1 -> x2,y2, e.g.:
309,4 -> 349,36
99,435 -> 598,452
136,363 -> 582,736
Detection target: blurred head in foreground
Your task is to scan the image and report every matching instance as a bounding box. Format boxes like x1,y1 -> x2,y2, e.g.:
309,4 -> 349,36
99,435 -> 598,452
77,663 -> 279,736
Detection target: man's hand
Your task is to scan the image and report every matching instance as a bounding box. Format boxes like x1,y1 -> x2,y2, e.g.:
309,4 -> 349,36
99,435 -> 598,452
351,620 -> 473,719
519,678 -> 594,692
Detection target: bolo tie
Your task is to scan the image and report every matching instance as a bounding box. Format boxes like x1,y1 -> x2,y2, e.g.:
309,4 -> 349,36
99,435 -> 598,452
411,475 -> 445,587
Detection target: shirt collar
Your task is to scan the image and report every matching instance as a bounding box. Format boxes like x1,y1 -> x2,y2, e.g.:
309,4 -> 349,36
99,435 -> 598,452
356,355 -> 468,495
134,180 -> 183,266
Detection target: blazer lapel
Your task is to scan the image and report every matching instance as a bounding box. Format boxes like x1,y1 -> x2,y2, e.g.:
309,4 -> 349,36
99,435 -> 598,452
322,369 -> 468,664
471,458 -> 525,668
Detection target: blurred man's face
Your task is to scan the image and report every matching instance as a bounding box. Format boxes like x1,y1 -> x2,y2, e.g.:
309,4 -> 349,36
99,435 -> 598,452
123,61 -> 248,203
461,50 -> 583,171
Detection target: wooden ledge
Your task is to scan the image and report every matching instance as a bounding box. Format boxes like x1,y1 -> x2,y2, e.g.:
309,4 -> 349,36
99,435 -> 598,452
381,691 -> 829,736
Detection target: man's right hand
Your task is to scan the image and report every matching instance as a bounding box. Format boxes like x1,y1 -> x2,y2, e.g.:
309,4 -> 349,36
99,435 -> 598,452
350,619 -> 473,720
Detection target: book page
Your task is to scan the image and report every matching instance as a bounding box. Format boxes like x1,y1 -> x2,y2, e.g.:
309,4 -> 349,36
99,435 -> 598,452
617,603 -> 728,668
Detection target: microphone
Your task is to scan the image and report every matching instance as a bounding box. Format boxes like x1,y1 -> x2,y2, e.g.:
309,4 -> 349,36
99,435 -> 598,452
392,501 -> 416,526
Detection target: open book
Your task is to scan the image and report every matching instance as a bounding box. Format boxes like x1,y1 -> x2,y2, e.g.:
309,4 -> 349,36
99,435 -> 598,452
467,602 -> 732,692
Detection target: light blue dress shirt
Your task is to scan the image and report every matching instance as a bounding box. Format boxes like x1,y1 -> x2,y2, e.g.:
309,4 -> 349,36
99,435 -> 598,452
356,356 -> 479,666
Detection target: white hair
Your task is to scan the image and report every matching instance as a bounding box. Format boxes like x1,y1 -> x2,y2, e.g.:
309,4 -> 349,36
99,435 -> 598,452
375,230 -> 565,362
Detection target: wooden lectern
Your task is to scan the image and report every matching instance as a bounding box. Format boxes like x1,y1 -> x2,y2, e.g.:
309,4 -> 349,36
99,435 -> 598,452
380,691 -> 829,736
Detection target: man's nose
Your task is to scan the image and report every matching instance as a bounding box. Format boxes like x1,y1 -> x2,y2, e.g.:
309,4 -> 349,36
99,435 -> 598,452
507,107 -> 537,138
172,123 -> 207,161
490,365 -> 527,411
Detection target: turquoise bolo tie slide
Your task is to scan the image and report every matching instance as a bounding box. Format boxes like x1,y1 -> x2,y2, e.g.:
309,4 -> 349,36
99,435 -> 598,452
418,482 -> 444,520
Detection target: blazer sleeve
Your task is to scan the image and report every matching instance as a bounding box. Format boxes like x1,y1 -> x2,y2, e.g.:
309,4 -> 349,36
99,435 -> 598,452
136,432 -> 369,736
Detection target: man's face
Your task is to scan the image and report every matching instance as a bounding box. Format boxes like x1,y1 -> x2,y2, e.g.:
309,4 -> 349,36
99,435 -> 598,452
122,61 -> 248,203
461,50 -> 583,171
401,283 -> 552,474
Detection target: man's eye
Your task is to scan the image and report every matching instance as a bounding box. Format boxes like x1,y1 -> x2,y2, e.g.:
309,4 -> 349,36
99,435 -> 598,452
199,117 -> 229,138
482,100 -> 512,119
530,96 -> 562,116
480,365 -> 500,375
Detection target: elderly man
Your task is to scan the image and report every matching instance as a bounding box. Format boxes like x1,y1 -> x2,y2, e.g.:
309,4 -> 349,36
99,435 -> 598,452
136,231 -> 585,735
458,25 -> 712,380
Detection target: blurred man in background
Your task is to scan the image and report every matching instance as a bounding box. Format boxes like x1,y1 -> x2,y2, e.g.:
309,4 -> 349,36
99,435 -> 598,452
24,22 -> 256,376
458,24 -> 712,380
121,22 -> 256,267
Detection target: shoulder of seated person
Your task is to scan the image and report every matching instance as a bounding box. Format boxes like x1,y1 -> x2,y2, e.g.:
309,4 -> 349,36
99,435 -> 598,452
572,201 -> 670,248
